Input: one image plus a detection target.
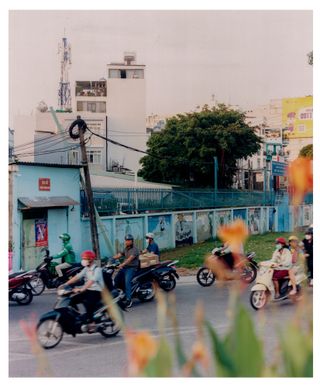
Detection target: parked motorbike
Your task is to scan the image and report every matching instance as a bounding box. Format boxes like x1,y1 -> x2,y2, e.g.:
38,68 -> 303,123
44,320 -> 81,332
196,249 -> 258,287
37,286 -> 126,349
9,269 -> 45,296
9,271 -> 34,305
250,261 -> 308,310
36,250 -> 83,290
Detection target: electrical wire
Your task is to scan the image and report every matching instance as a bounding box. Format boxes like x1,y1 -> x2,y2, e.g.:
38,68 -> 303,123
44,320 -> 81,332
12,131 -> 70,151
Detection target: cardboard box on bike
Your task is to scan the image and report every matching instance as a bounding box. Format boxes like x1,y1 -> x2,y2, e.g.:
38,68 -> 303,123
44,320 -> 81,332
139,253 -> 159,268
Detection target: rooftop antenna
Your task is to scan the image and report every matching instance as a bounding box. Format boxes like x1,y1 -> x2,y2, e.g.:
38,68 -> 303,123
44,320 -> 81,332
57,32 -> 72,112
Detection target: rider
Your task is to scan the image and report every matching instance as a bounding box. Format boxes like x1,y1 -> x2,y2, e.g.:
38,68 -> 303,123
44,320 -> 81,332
270,237 -> 294,299
113,234 -> 140,308
302,227 -> 313,286
287,235 -> 299,295
52,233 -> 76,277
142,232 -> 160,258
63,250 -> 104,332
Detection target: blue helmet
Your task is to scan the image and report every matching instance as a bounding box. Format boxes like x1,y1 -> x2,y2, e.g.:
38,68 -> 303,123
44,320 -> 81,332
124,234 -> 134,241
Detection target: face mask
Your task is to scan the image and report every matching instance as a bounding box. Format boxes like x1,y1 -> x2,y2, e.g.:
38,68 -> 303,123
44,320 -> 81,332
276,244 -> 283,250
305,235 -> 312,240
81,259 -> 89,267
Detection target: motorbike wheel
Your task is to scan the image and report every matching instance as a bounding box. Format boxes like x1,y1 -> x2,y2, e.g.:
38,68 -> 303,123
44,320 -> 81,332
98,309 -> 123,338
30,275 -> 45,296
137,282 -> 156,302
15,288 -> 33,305
196,267 -> 216,287
159,274 -> 176,292
37,318 -> 64,349
250,290 -> 268,310
241,263 -> 257,284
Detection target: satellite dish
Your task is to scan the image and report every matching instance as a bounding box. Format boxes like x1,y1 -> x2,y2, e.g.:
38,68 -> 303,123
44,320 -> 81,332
37,100 -> 48,112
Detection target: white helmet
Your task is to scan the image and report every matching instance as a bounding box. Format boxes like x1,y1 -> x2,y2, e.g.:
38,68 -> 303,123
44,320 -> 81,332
146,232 -> 155,239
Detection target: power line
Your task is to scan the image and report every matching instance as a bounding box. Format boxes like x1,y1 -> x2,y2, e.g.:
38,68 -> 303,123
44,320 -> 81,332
12,131 -> 71,152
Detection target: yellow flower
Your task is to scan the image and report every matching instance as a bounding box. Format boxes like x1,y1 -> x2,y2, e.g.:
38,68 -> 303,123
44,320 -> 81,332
125,330 -> 158,376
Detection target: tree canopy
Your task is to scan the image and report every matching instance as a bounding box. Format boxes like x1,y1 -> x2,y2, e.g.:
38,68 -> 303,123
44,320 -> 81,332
299,144 -> 313,159
138,105 -> 262,188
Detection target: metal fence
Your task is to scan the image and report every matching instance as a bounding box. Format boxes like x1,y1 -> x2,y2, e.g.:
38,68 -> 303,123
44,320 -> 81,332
80,188 -> 308,216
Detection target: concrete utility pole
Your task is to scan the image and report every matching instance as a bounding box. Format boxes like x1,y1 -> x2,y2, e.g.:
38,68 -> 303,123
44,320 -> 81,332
69,117 -> 101,264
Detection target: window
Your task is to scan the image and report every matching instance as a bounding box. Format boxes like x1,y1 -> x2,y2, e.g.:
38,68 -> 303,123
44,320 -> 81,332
109,69 -> 120,78
108,68 -> 144,79
68,150 -> 80,165
87,102 -> 96,113
120,70 -> 126,79
257,159 -> 261,169
87,150 -> 102,165
77,101 -> 83,111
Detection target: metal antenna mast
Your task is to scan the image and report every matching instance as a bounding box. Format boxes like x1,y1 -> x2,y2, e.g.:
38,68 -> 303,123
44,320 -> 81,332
58,34 -> 72,111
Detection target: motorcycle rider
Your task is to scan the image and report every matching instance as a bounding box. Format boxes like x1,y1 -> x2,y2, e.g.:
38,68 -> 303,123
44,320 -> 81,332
302,227 -> 313,286
287,235 -> 300,295
113,234 -> 140,308
270,237 -> 294,298
62,250 -> 104,333
142,232 -> 160,258
52,233 -> 76,277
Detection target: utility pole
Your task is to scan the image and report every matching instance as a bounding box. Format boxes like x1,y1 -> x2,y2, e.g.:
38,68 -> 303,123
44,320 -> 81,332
69,117 -> 101,264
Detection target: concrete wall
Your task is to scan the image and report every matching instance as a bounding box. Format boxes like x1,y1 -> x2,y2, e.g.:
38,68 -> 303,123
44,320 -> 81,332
81,205 -> 311,259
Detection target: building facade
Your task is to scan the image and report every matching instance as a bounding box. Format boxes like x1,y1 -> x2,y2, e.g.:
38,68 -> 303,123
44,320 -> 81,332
9,162 -> 82,272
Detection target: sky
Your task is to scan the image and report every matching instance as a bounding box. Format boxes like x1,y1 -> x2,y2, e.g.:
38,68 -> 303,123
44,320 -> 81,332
9,9 -> 313,127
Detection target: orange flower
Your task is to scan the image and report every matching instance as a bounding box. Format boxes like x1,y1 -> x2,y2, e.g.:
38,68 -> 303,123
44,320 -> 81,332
125,330 -> 158,376
192,340 -> 210,369
217,219 -> 249,254
288,157 -> 313,206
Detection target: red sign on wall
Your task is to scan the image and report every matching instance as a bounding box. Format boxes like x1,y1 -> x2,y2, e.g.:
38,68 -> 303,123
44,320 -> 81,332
39,178 -> 51,191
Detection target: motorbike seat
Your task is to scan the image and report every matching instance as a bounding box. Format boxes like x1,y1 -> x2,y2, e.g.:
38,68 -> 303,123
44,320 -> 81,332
9,271 -> 27,279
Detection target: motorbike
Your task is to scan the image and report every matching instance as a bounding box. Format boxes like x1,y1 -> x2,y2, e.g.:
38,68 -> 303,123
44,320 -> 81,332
150,260 -> 179,291
102,258 -> 179,304
9,271 -> 34,305
35,249 -> 83,290
9,269 -> 45,296
250,261 -> 308,310
196,248 -> 258,287
36,286 -> 126,349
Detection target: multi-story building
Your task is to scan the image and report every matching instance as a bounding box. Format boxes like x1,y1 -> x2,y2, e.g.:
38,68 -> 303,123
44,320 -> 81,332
106,52 -> 147,172
13,53 -> 147,174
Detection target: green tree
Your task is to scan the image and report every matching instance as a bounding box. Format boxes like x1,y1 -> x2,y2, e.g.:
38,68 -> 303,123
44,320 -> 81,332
299,144 -> 313,159
139,105 -> 262,188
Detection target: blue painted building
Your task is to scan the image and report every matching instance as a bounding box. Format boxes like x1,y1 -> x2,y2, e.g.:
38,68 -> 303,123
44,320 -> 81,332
9,162 -> 82,271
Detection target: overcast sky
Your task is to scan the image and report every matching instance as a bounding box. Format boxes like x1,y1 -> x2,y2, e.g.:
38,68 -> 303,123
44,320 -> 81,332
9,10 -> 312,126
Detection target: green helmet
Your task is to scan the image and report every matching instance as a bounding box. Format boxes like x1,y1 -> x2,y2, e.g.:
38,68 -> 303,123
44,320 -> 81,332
59,233 -> 71,242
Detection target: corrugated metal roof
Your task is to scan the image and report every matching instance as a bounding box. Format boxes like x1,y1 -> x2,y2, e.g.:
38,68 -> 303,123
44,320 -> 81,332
9,161 -> 82,169
18,196 -> 79,209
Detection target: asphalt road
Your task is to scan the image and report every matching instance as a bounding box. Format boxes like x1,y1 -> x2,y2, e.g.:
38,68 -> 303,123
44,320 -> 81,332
9,277 -> 313,377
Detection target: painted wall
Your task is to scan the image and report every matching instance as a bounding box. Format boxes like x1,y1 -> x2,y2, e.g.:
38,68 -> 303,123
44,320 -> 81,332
10,164 -> 82,271
91,205 -> 309,258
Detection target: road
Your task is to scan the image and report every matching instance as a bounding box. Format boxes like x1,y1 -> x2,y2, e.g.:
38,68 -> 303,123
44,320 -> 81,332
9,277 -> 312,377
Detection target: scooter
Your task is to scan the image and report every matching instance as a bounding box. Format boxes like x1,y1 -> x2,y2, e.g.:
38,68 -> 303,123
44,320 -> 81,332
9,271 -> 34,305
36,286 -> 126,349
9,269 -> 45,296
150,260 -> 180,291
196,248 -> 258,287
249,261 -> 308,310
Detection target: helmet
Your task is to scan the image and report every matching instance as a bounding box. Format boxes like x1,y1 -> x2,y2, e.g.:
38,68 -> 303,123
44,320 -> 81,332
275,237 -> 287,245
288,235 -> 299,242
81,250 -> 96,260
306,226 -> 313,235
124,234 -> 134,241
59,233 -> 71,242
146,232 -> 155,239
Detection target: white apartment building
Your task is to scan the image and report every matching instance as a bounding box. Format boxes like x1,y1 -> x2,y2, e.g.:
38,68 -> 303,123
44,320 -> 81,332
12,53 -> 147,173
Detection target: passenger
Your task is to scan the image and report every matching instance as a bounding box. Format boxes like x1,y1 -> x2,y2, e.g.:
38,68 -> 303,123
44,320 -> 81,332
142,233 -> 160,258
270,237 -> 293,299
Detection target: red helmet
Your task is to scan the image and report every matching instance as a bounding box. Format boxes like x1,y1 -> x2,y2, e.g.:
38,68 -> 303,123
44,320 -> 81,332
81,250 -> 96,260
275,237 -> 287,245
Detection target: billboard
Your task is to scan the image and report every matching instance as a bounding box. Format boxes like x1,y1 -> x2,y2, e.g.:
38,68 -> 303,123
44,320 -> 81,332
264,128 -> 282,144
282,96 -> 313,139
